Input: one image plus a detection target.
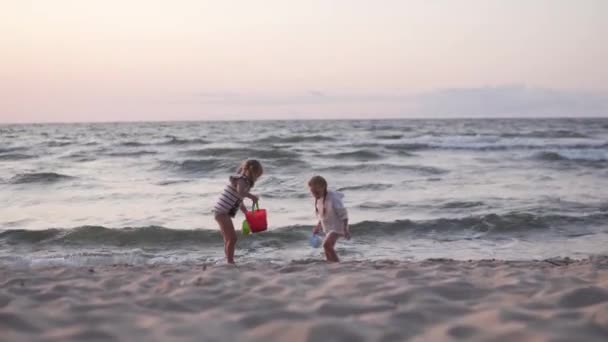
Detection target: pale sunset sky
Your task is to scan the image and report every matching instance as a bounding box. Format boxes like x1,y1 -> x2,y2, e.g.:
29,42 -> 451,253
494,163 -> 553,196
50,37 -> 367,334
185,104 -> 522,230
1,0 -> 607,123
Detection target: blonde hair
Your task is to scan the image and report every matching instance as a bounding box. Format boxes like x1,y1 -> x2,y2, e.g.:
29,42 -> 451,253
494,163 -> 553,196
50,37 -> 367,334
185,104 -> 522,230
308,175 -> 328,215
237,159 -> 263,187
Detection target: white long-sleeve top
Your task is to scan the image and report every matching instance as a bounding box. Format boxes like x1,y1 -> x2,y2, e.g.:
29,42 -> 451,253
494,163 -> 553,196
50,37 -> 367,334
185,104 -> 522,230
315,191 -> 349,235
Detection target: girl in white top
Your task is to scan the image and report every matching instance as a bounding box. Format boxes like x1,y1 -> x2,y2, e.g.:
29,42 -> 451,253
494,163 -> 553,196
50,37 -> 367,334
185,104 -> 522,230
308,175 -> 350,262
213,159 -> 263,264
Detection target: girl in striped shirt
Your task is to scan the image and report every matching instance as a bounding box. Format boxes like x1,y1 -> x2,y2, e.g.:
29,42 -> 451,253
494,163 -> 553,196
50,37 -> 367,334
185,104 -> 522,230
213,159 -> 263,264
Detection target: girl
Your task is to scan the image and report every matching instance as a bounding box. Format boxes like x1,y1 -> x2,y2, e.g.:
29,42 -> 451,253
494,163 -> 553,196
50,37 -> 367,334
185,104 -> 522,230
213,159 -> 263,264
308,175 -> 350,262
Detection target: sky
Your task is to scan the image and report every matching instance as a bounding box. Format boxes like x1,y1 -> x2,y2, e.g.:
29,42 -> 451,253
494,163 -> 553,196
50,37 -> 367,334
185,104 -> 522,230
1,0 -> 607,123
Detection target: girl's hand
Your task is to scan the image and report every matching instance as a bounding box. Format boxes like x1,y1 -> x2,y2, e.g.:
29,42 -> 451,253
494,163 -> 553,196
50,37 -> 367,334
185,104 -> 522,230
344,226 -> 351,240
249,194 -> 259,204
312,222 -> 321,235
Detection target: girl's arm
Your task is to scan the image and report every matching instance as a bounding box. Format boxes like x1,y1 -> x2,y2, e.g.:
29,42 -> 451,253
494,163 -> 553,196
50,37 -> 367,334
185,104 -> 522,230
236,179 -> 258,203
313,221 -> 321,234
240,201 -> 248,215
343,218 -> 350,240
246,193 -> 259,203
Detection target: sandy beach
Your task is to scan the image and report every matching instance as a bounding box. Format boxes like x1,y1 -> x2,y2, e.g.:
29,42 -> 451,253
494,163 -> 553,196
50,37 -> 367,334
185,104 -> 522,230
2,257 -> 608,342
3,0 -> 607,340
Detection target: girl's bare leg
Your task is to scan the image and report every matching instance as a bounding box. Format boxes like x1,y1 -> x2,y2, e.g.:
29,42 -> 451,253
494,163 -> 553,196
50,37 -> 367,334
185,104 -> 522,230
323,232 -> 340,263
215,214 -> 238,264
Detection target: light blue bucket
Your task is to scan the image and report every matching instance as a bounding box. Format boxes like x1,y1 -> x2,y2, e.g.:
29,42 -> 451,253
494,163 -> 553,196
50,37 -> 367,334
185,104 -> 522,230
309,234 -> 322,248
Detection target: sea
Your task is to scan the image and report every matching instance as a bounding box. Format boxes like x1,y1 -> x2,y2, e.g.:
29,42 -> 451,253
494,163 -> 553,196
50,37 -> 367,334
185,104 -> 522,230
1,118 -> 607,267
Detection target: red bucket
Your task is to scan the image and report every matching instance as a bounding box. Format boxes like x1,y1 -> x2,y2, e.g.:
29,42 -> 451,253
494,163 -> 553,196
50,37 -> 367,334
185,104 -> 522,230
245,202 -> 267,233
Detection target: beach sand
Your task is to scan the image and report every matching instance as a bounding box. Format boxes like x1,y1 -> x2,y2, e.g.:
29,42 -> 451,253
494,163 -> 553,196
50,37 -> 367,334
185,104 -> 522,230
2,257 -> 608,342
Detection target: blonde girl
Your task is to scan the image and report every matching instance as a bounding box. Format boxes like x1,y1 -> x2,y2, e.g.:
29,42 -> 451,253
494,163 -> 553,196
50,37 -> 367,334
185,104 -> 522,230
308,175 -> 350,262
213,159 -> 263,264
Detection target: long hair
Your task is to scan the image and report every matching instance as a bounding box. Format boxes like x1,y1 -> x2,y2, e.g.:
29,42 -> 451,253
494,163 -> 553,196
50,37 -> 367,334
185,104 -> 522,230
237,159 -> 263,188
308,175 -> 328,215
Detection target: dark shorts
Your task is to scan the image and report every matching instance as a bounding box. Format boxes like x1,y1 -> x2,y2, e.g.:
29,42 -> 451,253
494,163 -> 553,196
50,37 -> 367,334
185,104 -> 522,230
228,203 -> 239,218
214,199 -> 241,218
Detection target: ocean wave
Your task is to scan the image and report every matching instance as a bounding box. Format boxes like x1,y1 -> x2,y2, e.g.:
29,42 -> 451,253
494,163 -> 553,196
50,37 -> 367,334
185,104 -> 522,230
0,146 -> 27,154
0,153 -> 37,161
534,151 -> 565,161
9,172 -> 74,184
0,226 -> 220,246
351,212 -> 607,236
182,148 -> 307,169
533,150 -> 608,164
365,123 -> 412,131
156,179 -> 192,186
369,212 -> 608,235
394,150 -> 418,157
183,147 -> 299,159
358,200 -> 402,209
439,201 -> 485,209
262,191 -> 310,199
105,150 -> 158,157
255,135 -> 336,144
357,200 -> 484,210
337,183 -> 392,191
384,143 -> 431,151
375,134 -> 404,140
319,150 -> 384,160
117,136 -> 207,147
47,140 -> 73,147
158,136 -> 208,146
267,157 -> 309,168
119,141 -> 146,147
2,212 -> 606,247
500,130 -> 589,139
158,159 -> 230,174
384,141 -> 608,152
61,152 -> 97,162
317,163 -> 448,175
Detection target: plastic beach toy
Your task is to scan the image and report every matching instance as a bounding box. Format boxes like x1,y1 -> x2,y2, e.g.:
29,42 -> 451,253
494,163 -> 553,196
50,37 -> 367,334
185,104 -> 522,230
242,219 -> 251,235
309,234 -> 322,248
243,201 -> 267,234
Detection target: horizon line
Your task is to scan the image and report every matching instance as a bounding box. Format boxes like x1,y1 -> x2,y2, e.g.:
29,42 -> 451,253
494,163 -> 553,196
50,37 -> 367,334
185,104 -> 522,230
1,115 -> 608,126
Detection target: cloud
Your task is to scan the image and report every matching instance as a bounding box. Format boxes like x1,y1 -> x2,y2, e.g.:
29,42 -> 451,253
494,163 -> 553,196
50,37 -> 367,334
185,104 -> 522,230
191,91 -> 410,106
309,90 -> 326,97
2,86 -> 606,123
188,86 -> 608,118
413,85 -> 608,117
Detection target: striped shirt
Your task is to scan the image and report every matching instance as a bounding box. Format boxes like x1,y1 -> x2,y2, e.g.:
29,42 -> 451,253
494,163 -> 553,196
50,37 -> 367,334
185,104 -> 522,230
213,174 -> 251,216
